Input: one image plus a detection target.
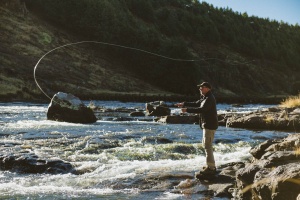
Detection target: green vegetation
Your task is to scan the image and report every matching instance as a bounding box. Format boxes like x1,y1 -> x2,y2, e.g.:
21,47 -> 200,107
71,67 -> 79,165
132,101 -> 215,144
29,0 -> 300,63
0,74 -> 24,95
1,0 -> 300,101
38,32 -> 52,45
26,0 -> 300,96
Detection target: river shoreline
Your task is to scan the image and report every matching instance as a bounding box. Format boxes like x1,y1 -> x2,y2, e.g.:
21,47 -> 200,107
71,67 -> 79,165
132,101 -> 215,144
0,93 -> 287,105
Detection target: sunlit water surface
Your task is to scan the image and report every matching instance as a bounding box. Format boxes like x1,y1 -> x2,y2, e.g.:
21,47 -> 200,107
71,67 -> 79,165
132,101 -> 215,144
0,101 -> 292,199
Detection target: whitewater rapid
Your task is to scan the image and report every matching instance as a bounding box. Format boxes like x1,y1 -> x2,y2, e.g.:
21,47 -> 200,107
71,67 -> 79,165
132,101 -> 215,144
0,101 -> 291,199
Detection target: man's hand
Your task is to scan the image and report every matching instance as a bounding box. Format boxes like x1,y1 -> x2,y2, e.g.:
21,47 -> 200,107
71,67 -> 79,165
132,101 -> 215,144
175,102 -> 184,107
175,103 -> 187,113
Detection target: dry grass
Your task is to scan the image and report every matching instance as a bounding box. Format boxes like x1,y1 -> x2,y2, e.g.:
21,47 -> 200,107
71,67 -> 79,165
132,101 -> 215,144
280,94 -> 300,108
295,146 -> 300,157
241,176 -> 300,199
264,115 -> 274,124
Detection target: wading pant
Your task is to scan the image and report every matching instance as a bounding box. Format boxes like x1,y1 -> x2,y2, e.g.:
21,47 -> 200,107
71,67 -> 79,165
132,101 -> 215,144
202,129 -> 216,168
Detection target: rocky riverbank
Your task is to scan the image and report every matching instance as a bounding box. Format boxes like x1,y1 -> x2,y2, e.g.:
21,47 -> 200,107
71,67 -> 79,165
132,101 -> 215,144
154,103 -> 300,132
234,133 -> 300,199
224,106 -> 300,131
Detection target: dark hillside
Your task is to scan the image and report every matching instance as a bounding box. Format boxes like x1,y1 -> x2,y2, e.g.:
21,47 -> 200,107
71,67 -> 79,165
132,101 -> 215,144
1,0 -> 300,102
0,0 -> 170,101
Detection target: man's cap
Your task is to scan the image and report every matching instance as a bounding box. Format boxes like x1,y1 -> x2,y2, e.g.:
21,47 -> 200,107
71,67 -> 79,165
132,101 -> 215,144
197,82 -> 212,89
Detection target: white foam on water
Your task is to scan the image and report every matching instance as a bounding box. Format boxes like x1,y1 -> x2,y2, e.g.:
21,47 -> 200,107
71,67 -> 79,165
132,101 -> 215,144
0,150 -> 241,197
0,181 -> 139,197
0,144 -> 252,199
0,102 -> 281,199
154,192 -> 184,200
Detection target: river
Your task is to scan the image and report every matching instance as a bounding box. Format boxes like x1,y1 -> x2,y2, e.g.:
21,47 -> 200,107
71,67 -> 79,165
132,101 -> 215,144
0,101 -> 292,199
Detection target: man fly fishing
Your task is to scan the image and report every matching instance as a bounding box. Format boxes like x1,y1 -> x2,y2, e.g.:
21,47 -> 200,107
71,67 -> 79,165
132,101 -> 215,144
176,82 -> 218,178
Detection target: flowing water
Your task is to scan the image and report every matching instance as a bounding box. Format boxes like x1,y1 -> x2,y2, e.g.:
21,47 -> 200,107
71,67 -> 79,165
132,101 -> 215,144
0,101 -> 292,199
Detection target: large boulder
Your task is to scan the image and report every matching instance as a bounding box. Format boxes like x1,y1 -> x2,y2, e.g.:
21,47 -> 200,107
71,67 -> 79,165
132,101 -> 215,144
47,92 -> 97,123
252,163 -> 300,200
234,133 -> 300,199
249,139 -> 280,159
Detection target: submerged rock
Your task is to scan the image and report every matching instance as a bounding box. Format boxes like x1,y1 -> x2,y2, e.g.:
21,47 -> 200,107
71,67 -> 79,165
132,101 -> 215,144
129,111 -> 145,116
47,92 -> 97,123
141,136 -> 173,144
0,153 -> 75,174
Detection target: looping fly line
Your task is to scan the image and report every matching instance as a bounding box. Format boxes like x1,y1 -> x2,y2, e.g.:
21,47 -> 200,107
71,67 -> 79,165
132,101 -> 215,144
33,40 -> 199,100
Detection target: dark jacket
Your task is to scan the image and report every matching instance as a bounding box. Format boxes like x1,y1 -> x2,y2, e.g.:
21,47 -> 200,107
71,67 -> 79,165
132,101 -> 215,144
184,91 -> 218,130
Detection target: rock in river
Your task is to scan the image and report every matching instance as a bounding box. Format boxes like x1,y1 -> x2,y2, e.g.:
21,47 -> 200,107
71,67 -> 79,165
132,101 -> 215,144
146,101 -> 170,116
47,92 -> 97,123
0,153 -> 75,174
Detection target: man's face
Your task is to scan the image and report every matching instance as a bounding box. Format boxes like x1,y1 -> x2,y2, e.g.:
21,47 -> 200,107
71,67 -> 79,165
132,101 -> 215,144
199,87 -> 209,95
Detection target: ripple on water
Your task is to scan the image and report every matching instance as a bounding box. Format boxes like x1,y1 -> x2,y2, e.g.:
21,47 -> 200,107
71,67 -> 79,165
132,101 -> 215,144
0,102 -> 291,199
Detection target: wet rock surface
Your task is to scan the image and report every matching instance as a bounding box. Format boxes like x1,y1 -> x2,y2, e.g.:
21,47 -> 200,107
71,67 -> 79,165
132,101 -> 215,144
109,163 -> 241,199
0,152 -> 75,174
225,106 -> 300,131
235,133 -> 300,199
145,101 -> 171,116
47,92 -> 97,123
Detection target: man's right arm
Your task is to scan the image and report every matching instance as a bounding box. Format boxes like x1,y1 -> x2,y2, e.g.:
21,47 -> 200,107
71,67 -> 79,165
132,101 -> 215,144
183,100 -> 201,107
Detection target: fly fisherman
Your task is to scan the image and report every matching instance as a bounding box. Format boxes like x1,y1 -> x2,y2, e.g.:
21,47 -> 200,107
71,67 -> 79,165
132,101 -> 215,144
176,82 -> 218,178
